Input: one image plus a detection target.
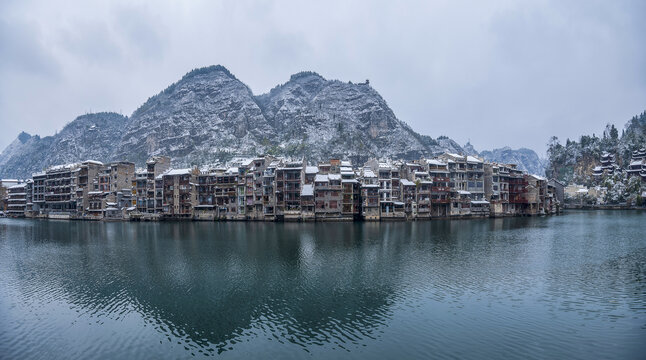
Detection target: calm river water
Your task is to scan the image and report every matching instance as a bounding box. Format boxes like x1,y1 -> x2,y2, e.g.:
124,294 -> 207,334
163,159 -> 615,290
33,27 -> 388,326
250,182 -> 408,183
1,211 -> 645,359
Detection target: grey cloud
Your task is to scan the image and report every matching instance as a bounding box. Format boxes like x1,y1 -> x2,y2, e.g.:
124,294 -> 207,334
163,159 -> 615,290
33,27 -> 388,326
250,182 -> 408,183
0,17 -> 59,76
57,20 -> 122,65
0,0 -> 644,157
112,3 -> 167,60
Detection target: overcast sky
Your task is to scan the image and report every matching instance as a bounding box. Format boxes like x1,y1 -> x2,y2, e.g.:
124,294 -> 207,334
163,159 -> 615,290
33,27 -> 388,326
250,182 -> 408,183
1,0 -> 644,155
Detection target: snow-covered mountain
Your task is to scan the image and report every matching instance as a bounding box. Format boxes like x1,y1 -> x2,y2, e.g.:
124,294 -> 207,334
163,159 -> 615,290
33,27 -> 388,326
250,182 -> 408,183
479,147 -> 547,175
0,113 -> 127,179
0,65 -> 466,178
464,142 -> 547,175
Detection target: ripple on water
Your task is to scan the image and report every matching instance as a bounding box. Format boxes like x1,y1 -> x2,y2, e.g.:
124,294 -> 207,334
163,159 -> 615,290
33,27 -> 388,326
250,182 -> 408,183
1,214 -> 646,359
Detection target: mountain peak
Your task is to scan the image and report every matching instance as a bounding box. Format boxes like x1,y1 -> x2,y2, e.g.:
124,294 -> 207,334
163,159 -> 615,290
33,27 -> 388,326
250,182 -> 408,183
0,66 -> 466,178
289,71 -> 325,82
181,65 -> 237,81
17,131 -> 31,144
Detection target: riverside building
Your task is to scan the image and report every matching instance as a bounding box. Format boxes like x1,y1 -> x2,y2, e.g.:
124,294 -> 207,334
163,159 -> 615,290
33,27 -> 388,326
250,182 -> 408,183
7,153 -> 569,221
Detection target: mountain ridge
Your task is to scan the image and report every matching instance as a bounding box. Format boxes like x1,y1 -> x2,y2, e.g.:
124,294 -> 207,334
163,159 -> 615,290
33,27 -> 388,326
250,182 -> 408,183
462,142 -> 547,176
2,65 -> 463,178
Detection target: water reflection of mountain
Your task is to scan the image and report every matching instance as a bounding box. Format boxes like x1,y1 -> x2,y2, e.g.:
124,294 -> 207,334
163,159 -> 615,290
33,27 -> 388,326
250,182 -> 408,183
5,216 -> 561,355
17,221 -> 420,353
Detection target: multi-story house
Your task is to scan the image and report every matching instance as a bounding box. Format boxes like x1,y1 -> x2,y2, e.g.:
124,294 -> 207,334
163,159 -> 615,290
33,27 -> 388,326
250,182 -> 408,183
161,168 -> 197,218
391,165 -> 402,203
24,180 -> 35,217
146,156 -> 171,214
524,175 -> 547,215
44,163 -> 80,218
466,156 -> 485,201
341,178 -> 361,219
196,167 -> 239,219
485,163 -> 510,216
74,161 -> 104,217
249,158 -> 271,219
314,173 -> 342,219
31,172 -> 46,216
427,159 -> 450,217
262,160 -> 280,220
7,183 -> 27,217
508,165 -> 528,215
276,160 -> 303,220
133,169 -> 148,213
301,183 -> 315,220
400,179 -> 417,218
360,168 -> 379,220
195,170 -> 217,220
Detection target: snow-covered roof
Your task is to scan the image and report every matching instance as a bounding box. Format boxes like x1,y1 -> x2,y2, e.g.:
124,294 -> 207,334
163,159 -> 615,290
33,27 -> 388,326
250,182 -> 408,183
466,156 -> 482,163
414,171 -> 428,175
328,174 -> 341,181
314,174 -> 328,182
341,179 -> 359,183
88,191 -> 104,195
363,170 -> 376,178
32,171 -> 46,177
126,206 -> 136,211
400,179 -> 415,186
226,167 -> 239,174
427,159 -> 447,166
362,184 -> 379,188
577,188 -> 588,193
83,160 -> 104,166
106,202 -> 117,206
340,166 -> 353,172
47,163 -> 79,171
457,190 -> 471,195
305,166 -> 319,174
9,183 -> 26,189
630,160 -> 644,166
165,168 -> 192,176
240,158 -> 254,167
341,160 -> 352,167
301,184 -> 314,196
393,201 -> 405,206
530,174 -> 546,181
471,200 -> 490,205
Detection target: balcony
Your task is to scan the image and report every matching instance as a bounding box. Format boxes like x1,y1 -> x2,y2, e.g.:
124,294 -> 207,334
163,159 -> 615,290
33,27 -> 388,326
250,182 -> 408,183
432,177 -> 450,182
431,186 -> 451,192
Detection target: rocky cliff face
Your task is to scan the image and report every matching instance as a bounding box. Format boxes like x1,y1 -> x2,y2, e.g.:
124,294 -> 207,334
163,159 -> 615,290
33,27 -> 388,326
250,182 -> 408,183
255,72 -> 459,161
114,66 -> 274,165
0,65 -> 464,178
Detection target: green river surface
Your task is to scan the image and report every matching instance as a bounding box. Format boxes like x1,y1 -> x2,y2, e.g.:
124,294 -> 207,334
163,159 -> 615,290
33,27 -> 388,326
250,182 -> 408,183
1,210 -> 645,359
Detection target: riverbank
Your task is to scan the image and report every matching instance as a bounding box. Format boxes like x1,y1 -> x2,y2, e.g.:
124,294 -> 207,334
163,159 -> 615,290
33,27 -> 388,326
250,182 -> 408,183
564,204 -> 646,210
7,210 -> 560,222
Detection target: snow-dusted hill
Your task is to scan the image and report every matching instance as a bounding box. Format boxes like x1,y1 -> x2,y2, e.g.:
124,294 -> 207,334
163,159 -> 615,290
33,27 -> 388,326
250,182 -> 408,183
0,112 -> 127,179
0,65 -> 464,178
